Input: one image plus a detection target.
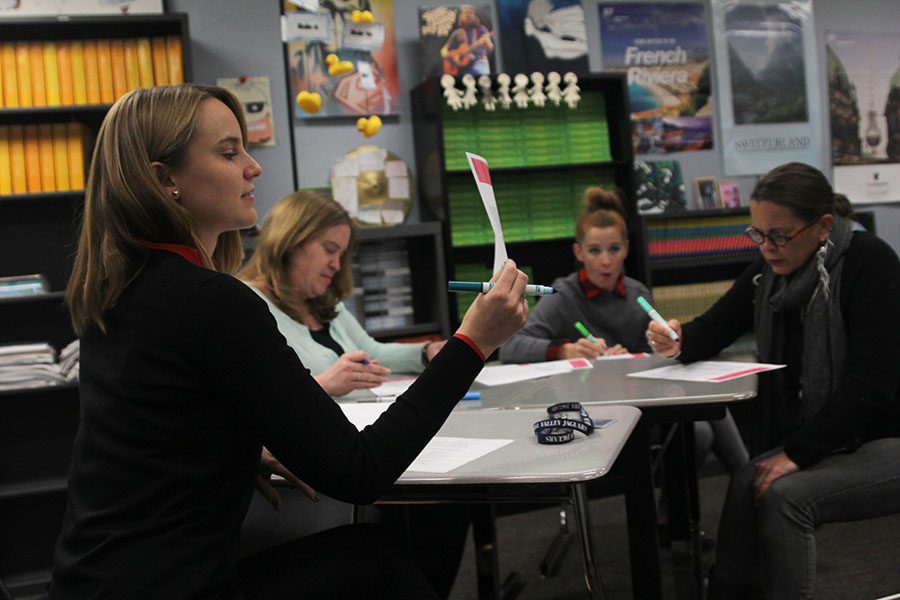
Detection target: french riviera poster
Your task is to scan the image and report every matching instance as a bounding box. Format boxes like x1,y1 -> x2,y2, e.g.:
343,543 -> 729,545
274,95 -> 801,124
711,0 -> 822,175
496,0 -> 589,75
827,31 -> 900,204
598,2 -> 713,155
283,0 -> 400,119
419,4 -> 496,81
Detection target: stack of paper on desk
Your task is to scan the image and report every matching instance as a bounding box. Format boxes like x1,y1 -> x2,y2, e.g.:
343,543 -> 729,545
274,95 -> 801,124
474,358 -> 592,386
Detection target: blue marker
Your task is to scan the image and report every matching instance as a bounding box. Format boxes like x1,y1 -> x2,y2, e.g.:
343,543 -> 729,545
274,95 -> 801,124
462,391 -> 481,400
637,296 -> 679,341
448,281 -> 556,296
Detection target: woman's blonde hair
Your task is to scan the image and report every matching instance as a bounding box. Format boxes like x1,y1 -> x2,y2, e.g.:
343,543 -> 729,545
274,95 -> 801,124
67,84 -> 248,335
238,191 -> 356,324
575,186 -> 628,243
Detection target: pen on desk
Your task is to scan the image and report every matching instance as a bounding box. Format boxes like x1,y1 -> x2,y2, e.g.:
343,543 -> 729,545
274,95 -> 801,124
448,281 -> 556,296
636,296 -> 679,341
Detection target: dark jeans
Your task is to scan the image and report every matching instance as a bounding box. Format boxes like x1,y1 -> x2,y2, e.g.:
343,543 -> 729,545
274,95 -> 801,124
237,523 -> 439,599
714,438 -> 900,599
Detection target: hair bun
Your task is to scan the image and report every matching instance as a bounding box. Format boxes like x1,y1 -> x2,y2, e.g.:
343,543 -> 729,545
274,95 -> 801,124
583,186 -> 625,217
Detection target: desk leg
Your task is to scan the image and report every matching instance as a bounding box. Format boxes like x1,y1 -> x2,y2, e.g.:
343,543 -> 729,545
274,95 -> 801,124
662,422 -> 702,599
473,504 -> 500,600
572,483 -> 606,600
622,419 -> 663,600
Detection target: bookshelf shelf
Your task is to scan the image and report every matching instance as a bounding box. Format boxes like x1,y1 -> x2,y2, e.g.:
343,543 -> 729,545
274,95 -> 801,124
0,14 -> 192,595
411,74 -> 638,328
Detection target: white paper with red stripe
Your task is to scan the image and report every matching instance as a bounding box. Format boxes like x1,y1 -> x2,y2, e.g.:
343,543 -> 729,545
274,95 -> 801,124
627,361 -> 785,383
466,152 -> 508,273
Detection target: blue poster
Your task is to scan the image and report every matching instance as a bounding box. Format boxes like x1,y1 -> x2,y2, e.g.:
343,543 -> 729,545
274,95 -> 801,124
598,2 -> 713,155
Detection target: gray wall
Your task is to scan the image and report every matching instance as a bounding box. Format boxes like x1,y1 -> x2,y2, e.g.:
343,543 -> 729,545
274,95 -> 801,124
170,0 -> 900,250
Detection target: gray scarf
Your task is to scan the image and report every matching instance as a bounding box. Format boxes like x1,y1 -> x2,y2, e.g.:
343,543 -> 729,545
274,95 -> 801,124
754,216 -> 853,430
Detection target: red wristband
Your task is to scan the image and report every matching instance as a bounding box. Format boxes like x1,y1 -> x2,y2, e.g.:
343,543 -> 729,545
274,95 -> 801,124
453,333 -> 486,362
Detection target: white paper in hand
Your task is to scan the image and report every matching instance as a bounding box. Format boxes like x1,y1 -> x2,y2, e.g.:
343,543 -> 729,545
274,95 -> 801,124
466,152 -> 508,273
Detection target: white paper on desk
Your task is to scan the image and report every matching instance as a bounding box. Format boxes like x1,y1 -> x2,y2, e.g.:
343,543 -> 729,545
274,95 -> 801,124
466,152 -> 507,273
368,377 -> 417,399
594,352 -> 650,361
627,361 -> 785,383
475,358 -> 593,386
407,437 -> 514,473
340,401 -> 394,430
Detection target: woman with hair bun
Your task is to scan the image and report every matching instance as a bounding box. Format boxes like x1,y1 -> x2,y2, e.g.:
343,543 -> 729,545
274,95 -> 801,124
499,186 -> 651,361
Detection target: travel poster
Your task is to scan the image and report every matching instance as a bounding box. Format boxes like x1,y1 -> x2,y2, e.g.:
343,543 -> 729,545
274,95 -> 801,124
283,0 -> 400,119
598,2 -> 713,155
711,0 -> 822,175
495,0 -> 588,75
827,31 -> 900,204
633,159 -> 687,214
419,4 -> 496,81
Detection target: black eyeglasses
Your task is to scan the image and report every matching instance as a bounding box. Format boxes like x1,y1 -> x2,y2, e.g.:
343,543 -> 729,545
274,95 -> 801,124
744,218 -> 818,248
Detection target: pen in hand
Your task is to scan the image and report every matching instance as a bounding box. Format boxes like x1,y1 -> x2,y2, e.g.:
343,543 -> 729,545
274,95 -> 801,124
448,281 -> 556,296
636,296 -> 679,341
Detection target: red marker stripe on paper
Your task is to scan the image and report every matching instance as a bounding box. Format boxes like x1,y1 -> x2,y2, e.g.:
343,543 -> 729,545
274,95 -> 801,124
472,159 -> 491,185
709,366 -> 768,381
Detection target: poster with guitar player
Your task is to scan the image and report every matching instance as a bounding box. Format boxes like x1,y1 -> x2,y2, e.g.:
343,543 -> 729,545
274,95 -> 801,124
283,0 -> 400,119
419,4 -> 495,81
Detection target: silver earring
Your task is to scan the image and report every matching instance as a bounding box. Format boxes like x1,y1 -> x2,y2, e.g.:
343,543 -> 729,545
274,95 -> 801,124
172,189 -> 180,199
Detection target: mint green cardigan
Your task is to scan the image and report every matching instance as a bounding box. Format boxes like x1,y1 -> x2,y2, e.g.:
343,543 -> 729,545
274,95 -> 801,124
246,283 -> 426,376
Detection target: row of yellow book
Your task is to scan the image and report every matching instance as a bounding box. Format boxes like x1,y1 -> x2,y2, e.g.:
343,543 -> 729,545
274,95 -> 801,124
0,123 -> 86,195
0,36 -> 183,108
652,279 -> 735,324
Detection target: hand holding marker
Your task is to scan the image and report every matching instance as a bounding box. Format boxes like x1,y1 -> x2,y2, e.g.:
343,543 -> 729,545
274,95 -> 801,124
448,281 -> 556,296
636,296 -> 679,341
574,320 -> 609,356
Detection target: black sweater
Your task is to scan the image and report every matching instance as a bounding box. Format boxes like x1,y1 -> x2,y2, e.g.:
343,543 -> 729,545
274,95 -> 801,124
50,251 -> 483,599
679,231 -> 900,468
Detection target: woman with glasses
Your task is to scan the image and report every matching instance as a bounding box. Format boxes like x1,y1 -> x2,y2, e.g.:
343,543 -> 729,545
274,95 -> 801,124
647,162 -> 900,599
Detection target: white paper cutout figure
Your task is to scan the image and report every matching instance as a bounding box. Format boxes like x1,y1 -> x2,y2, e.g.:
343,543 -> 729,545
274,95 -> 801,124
496,73 -> 512,110
441,74 -> 464,111
528,72 -> 546,107
512,73 -> 530,109
478,75 -> 497,111
460,74 -> 479,110
545,71 -> 562,106
561,71 -> 580,109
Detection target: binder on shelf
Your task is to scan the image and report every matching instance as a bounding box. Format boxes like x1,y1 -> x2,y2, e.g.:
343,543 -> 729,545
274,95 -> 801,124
13,42 -> 31,107
1,42 -> 18,107
42,42 -> 61,106
150,36 -> 169,86
82,39 -> 101,104
0,274 -> 50,297
37,123 -> 55,191
56,41 -> 75,105
165,35 -> 183,84
22,124 -> 41,193
109,38 -> 127,100
136,37 -> 154,87
0,125 -> 11,195
29,41 -> 47,107
8,124 -> 27,194
66,122 -> 85,190
70,40 -> 87,104
95,38 -> 114,103
122,38 -> 141,92
51,123 -> 70,191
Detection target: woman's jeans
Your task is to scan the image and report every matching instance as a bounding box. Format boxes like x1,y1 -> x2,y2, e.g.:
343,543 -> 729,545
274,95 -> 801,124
713,437 -> 900,599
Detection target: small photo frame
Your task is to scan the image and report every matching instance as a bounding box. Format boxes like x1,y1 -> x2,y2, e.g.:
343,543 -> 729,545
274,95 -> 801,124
718,180 -> 742,208
694,177 -> 720,209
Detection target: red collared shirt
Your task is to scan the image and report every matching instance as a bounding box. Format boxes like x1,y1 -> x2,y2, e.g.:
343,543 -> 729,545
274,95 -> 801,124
545,269 -> 626,360
140,241 -> 204,267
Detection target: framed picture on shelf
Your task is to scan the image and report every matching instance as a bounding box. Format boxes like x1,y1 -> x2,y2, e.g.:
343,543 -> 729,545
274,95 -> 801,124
718,180 -> 742,208
694,177 -> 720,209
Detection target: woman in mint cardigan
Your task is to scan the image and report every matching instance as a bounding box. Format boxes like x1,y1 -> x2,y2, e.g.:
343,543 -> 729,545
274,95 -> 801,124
239,190 -> 445,396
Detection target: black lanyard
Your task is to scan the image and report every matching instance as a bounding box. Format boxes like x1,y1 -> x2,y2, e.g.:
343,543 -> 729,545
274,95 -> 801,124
533,402 -> 595,445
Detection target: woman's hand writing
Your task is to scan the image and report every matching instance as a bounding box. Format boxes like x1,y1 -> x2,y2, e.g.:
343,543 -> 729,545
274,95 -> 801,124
646,320 -> 683,358
560,337 -> 607,359
314,350 -> 390,396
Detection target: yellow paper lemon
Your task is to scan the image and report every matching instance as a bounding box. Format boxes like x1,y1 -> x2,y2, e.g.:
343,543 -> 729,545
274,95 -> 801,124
328,60 -> 354,77
351,9 -> 362,21
324,54 -> 338,66
295,90 -> 322,114
358,10 -> 374,23
359,115 -> 382,138
356,117 -> 368,132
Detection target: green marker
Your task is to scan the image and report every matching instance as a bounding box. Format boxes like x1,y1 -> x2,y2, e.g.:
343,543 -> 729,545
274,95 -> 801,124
574,321 -> 598,342
637,296 -> 679,341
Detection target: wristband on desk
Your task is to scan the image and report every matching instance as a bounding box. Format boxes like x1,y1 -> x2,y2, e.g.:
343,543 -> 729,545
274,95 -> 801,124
453,333 -> 486,362
533,402 -> 595,445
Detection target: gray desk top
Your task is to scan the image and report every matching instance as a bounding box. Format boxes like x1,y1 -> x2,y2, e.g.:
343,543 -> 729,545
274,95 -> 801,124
396,404 -> 640,485
471,355 -> 757,410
